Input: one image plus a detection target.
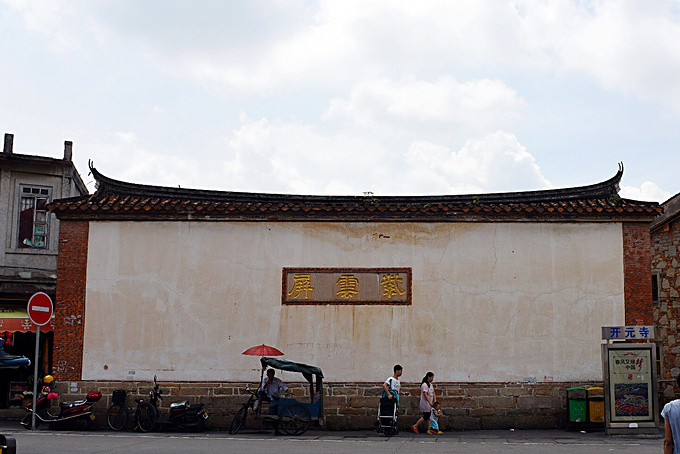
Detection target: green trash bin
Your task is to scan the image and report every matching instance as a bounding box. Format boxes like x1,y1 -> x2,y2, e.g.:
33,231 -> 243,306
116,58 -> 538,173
567,387 -> 587,423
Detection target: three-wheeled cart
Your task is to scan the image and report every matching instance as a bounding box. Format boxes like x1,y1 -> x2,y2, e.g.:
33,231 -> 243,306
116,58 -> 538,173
229,357 -> 323,435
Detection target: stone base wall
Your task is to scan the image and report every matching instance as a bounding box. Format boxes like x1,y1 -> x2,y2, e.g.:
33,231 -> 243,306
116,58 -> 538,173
53,380 -> 601,431
652,214 -> 680,383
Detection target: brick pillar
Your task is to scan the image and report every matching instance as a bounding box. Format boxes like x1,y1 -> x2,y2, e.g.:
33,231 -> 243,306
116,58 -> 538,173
622,223 -> 653,325
53,220 -> 89,380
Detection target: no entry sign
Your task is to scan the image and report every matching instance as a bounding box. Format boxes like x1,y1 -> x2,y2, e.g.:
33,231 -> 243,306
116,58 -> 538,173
27,291 -> 54,430
27,292 -> 53,326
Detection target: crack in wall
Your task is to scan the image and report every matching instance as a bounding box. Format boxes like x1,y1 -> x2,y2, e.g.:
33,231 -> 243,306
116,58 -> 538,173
491,225 -> 499,290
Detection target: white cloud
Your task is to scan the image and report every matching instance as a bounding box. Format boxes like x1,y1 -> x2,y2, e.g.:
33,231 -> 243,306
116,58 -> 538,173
87,132 -> 201,190
2,0 -> 105,52
3,0 -> 678,203
80,111 -> 551,197
401,131 -> 551,195
155,0 -> 680,113
324,76 -> 525,136
539,1 -> 680,113
219,117 -> 550,196
220,114 -> 390,195
620,182 -> 671,203
8,0 -> 680,112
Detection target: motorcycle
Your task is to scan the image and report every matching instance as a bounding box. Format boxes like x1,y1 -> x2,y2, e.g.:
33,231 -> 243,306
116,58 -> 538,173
20,386 -> 102,430
145,375 -> 209,432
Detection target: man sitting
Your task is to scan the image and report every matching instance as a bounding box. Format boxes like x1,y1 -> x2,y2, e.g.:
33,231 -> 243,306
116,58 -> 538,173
257,369 -> 291,414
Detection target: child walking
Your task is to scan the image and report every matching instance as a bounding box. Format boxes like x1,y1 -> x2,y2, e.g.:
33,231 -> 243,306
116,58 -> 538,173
428,401 -> 444,435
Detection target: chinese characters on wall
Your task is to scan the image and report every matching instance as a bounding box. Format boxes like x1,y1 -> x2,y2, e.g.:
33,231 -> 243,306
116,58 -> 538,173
282,268 -> 412,305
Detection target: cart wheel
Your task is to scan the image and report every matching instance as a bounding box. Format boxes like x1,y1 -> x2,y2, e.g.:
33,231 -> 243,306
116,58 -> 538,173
279,403 -> 311,435
229,406 -> 248,434
136,403 -> 157,432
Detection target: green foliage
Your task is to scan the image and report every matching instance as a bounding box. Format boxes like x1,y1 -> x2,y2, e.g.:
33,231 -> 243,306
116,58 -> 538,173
362,191 -> 380,205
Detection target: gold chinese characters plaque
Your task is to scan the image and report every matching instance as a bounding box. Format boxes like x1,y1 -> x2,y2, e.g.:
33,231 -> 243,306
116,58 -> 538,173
282,268 -> 412,305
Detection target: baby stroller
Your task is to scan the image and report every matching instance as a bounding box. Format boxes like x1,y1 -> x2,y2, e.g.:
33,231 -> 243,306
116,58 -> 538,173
376,397 -> 398,436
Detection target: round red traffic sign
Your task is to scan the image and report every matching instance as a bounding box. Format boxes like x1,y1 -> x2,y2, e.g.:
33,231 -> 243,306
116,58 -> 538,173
27,292 -> 53,326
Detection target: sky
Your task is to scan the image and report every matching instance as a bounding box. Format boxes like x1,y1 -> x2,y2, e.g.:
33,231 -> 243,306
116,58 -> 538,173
1,0 -> 679,202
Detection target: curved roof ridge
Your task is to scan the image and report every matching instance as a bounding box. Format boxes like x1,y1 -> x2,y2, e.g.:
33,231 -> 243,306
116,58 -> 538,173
89,161 -> 624,205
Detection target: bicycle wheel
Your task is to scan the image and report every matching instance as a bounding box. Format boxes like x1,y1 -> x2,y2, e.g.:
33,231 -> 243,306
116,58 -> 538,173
136,403 -> 157,432
229,406 -> 248,434
279,403 -> 311,435
107,403 -> 129,431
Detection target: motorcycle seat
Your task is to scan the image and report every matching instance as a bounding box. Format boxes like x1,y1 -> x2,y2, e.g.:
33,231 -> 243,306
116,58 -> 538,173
60,399 -> 87,410
170,401 -> 188,409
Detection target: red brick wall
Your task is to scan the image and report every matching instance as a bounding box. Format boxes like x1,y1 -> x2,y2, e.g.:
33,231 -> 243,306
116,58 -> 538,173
622,223 -> 653,325
53,220 -> 89,380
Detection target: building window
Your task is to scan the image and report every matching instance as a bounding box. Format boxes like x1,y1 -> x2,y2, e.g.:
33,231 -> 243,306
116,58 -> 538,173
652,273 -> 659,304
18,186 -> 51,249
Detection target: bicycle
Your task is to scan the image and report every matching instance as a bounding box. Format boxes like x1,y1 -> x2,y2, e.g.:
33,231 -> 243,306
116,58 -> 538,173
229,387 -> 259,434
106,389 -> 157,432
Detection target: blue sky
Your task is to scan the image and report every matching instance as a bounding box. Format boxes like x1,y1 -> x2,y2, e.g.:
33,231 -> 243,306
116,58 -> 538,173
1,0 -> 679,202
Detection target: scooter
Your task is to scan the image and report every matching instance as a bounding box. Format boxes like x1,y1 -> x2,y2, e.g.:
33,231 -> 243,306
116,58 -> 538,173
20,387 -> 102,430
146,375 -> 209,431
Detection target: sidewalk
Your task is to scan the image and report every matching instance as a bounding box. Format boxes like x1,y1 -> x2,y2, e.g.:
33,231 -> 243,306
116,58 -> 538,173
0,420 -> 663,443
318,427 -> 663,444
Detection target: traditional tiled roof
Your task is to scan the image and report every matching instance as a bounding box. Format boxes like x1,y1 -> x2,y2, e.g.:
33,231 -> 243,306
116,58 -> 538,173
49,163 -> 661,222
651,192 -> 680,232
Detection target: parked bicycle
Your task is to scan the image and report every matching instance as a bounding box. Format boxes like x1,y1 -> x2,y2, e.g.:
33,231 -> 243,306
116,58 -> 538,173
229,386 -> 261,434
106,389 -> 156,432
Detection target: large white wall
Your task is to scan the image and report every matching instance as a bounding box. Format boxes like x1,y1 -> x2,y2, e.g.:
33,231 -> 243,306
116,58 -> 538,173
83,221 -> 624,384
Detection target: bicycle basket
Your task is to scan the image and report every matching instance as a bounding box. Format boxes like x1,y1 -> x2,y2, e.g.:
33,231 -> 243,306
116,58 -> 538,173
112,390 -> 127,403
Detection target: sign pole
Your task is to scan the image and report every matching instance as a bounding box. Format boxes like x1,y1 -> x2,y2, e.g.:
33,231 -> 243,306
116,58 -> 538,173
31,326 -> 40,431
26,292 -> 54,431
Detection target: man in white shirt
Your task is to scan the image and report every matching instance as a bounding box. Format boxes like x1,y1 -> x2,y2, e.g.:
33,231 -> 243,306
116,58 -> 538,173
662,375 -> 680,454
258,369 -> 291,415
383,364 -> 403,402
261,369 -> 290,399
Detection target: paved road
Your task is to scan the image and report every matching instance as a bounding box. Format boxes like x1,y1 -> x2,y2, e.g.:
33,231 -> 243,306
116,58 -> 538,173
0,424 -> 664,454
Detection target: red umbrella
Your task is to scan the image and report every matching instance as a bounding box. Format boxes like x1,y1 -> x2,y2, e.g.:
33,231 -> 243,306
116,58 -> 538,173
242,344 -> 284,357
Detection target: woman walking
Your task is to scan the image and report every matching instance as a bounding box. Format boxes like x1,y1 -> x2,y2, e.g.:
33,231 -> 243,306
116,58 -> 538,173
411,371 -> 436,434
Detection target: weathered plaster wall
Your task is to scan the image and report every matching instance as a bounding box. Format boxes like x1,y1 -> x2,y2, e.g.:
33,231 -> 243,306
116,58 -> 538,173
82,221 -> 625,383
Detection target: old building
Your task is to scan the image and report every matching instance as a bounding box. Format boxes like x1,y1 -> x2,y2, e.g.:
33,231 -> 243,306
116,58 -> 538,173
0,133 -> 87,409
651,192 -> 680,398
48,163 -> 659,429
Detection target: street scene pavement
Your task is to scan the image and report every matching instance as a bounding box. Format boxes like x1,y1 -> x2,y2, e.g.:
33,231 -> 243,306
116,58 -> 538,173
0,423 -> 664,454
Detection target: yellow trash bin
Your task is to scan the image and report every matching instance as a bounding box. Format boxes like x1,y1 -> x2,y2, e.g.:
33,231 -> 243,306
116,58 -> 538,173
587,387 -> 604,423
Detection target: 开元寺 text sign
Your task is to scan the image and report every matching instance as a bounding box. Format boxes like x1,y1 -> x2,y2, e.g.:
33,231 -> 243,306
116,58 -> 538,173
601,326 -> 655,340
282,268 -> 412,305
